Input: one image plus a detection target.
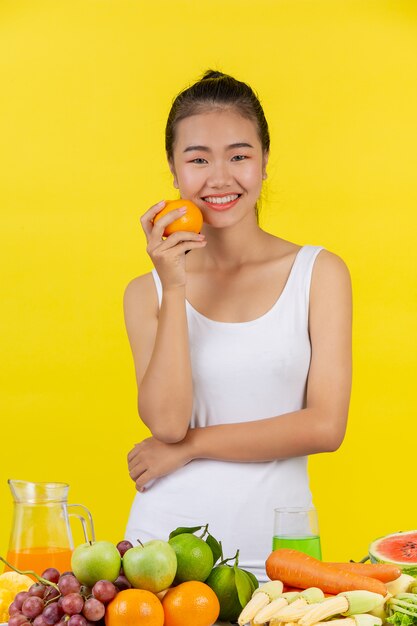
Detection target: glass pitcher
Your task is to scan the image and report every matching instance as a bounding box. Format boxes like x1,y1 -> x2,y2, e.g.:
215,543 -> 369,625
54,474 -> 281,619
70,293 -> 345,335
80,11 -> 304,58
5,479 -> 95,575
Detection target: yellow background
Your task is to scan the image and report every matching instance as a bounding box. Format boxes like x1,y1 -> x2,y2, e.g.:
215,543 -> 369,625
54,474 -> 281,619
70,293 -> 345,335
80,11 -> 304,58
1,0 -> 416,565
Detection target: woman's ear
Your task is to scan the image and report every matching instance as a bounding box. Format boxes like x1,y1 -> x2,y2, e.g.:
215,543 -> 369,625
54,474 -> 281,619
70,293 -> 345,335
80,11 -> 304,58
168,159 -> 179,189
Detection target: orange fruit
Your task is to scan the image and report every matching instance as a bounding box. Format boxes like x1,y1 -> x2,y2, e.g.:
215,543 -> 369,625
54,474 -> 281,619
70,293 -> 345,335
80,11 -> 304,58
162,580 -> 220,626
168,533 -> 214,583
153,199 -> 203,237
105,588 -> 164,626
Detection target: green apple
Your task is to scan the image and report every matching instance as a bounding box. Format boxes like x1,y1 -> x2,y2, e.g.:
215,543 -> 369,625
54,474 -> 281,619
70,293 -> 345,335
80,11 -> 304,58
71,541 -> 121,586
123,539 -> 177,593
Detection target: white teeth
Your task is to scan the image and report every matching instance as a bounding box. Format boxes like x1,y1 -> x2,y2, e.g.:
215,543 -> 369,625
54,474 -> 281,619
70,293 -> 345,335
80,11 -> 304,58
203,194 -> 239,204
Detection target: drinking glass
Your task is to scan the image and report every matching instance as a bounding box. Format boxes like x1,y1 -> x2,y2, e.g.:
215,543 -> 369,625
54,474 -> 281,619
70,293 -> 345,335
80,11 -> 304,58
272,506 -> 322,559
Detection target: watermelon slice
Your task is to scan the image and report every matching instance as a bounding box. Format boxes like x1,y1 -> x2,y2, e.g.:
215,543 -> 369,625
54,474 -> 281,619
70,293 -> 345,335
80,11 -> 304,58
369,530 -> 417,577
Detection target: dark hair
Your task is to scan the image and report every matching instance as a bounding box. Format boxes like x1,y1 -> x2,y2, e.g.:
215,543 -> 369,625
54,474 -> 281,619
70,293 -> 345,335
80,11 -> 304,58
165,69 -> 270,159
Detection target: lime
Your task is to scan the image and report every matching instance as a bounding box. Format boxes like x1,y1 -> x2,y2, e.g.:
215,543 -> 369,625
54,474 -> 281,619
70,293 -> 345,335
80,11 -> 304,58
205,564 -> 243,622
168,533 -> 214,583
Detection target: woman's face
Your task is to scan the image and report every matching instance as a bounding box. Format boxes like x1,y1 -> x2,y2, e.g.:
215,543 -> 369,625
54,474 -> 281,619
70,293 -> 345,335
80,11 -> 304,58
169,107 -> 268,229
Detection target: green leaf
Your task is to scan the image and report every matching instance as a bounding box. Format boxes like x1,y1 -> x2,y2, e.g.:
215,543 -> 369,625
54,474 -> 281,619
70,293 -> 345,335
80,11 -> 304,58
205,533 -> 223,565
387,612 -> 417,626
241,568 -> 259,592
234,564 -> 253,608
168,525 -> 203,540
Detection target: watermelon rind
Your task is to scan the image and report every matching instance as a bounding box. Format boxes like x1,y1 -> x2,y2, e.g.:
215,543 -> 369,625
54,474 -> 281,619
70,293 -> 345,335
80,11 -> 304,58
369,530 -> 417,577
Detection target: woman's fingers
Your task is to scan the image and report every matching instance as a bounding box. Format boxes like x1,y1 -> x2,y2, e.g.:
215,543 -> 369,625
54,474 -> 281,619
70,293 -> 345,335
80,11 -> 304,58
140,200 -> 189,242
135,470 -> 153,492
139,200 -> 166,239
129,459 -> 147,482
127,444 -> 141,465
167,240 -> 208,255
149,207 -> 189,242
156,230 -> 205,251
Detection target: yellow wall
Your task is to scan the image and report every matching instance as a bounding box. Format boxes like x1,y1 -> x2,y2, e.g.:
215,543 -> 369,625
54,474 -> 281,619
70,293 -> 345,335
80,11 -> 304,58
1,0 -> 416,565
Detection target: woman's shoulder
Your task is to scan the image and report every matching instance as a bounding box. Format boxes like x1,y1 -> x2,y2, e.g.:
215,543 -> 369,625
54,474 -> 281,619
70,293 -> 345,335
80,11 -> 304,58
267,235 -> 351,295
123,271 -> 159,315
309,247 -> 352,304
311,247 -> 351,280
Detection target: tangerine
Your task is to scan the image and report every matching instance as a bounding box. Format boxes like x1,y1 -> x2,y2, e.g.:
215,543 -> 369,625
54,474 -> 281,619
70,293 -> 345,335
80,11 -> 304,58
162,580 -> 220,626
153,199 -> 203,237
168,533 -> 214,583
105,588 -> 164,626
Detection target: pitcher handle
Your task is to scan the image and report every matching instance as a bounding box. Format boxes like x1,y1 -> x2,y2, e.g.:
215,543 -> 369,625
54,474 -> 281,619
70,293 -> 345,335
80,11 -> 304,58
66,503 -> 96,544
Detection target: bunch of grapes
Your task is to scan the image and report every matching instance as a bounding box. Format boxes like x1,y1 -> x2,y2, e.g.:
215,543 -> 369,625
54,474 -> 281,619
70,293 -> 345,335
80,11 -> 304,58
7,541 -> 134,626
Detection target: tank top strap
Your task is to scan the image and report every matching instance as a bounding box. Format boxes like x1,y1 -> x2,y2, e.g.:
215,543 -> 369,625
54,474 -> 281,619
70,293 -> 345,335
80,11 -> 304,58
151,268 -> 163,307
285,245 -> 325,313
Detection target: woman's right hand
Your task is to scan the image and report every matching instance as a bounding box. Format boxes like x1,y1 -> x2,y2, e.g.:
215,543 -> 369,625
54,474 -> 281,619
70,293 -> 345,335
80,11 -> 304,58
140,200 -> 206,290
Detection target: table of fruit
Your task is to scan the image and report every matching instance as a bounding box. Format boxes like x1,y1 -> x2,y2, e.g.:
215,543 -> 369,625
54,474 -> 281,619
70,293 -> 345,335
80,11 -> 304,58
1,529 -> 416,626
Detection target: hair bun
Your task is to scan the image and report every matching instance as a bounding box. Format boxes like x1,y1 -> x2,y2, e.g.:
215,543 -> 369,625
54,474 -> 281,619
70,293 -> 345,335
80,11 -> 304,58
201,69 -> 225,80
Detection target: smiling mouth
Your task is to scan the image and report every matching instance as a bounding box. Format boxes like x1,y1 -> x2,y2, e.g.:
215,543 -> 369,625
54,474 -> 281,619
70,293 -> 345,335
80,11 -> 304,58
201,194 -> 242,205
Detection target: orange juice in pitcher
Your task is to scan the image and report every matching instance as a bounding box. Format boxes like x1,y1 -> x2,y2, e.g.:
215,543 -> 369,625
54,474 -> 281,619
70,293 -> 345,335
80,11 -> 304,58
4,480 -> 94,576
5,547 -> 73,575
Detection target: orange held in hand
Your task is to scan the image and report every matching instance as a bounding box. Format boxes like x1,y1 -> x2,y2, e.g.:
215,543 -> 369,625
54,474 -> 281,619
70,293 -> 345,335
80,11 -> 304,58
162,580 -> 220,626
105,588 -> 164,626
153,199 -> 203,237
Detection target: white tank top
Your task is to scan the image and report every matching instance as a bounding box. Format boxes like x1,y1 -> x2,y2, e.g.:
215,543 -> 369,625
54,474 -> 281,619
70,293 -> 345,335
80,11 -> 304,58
125,245 -> 324,582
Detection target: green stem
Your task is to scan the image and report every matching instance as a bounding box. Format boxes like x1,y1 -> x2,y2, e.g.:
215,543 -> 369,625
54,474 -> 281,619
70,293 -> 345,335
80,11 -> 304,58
199,524 -> 209,539
390,600 -> 417,614
218,549 -> 239,567
0,555 -> 59,590
389,606 -> 417,617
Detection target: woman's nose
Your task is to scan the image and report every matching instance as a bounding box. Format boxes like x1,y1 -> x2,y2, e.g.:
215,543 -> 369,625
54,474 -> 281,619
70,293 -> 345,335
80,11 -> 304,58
207,161 -> 233,188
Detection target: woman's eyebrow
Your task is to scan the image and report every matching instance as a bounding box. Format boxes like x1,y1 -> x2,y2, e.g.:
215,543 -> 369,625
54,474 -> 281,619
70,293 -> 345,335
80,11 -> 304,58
183,142 -> 254,153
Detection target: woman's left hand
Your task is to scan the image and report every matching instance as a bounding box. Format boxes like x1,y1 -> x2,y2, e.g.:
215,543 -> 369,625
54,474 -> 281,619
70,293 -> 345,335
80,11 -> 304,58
127,436 -> 192,492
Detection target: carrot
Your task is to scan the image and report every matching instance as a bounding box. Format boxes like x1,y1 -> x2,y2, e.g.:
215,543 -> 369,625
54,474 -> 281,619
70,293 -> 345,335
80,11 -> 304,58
327,562 -> 401,583
282,584 -> 304,593
265,549 -> 387,596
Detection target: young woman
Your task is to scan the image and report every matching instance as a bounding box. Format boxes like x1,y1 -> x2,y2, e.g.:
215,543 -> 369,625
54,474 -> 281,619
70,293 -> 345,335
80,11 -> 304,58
123,70 -> 352,581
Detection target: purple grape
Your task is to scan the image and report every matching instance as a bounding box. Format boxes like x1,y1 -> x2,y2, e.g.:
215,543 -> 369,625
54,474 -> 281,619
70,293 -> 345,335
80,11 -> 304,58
8,601 -> 20,615
92,580 -> 117,604
114,574 -> 131,591
68,615 -> 88,626
14,591 -> 29,610
22,595 -> 44,618
61,570 -> 76,577
61,592 -> 84,615
33,616 -> 49,626
29,582 -> 46,598
116,540 -> 133,556
82,597 -> 105,621
44,585 -> 60,602
8,615 -> 31,626
41,567 -> 60,584
42,602 -> 64,624
58,573 -> 81,595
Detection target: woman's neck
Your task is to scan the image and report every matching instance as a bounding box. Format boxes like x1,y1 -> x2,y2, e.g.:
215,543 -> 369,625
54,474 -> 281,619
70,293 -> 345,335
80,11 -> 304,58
190,220 -> 273,273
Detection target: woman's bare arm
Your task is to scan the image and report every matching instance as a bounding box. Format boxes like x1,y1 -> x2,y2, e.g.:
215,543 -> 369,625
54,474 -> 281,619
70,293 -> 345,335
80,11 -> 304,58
124,277 -> 193,443
123,200 -> 207,444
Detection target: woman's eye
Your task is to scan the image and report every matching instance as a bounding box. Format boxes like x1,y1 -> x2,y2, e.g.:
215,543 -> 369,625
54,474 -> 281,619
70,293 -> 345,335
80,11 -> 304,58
232,155 -> 247,161
191,158 -> 207,164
